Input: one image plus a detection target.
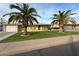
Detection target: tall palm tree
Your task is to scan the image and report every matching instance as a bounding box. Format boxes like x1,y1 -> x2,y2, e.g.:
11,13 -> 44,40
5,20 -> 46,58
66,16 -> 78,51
3,3 -> 40,35
51,10 -> 77,32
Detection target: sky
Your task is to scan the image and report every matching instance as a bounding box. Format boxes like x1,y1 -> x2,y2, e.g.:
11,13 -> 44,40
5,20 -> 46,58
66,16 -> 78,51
0,3 -> 79,24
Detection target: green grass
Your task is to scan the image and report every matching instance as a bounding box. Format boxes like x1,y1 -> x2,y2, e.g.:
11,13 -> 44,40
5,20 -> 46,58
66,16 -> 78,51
0,31 -> 79,43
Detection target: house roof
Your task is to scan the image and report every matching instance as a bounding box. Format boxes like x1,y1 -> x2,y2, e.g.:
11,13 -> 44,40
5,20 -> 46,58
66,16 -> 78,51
64,24 -> 79,26
4,23 -> 51,26
4,23 -> 79,26
32,24 -> 51,26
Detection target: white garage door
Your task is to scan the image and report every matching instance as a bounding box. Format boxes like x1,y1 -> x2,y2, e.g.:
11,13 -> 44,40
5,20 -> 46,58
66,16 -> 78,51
6,25 -> 18,32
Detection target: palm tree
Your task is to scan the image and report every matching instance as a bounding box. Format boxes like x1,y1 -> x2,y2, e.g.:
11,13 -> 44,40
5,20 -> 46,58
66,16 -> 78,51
51,10 -> 77,32
3,3 -> 40,35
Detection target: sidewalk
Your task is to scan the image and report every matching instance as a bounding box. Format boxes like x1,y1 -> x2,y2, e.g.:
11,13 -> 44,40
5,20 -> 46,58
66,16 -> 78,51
0,35 -> 79,56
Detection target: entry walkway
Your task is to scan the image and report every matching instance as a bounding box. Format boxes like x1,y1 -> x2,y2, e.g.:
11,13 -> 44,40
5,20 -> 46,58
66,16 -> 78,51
0,35 -> 79,56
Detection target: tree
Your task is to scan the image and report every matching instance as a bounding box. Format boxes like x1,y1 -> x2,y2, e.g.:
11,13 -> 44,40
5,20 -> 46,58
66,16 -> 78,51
3,3 -> 40,35
51,10 -> 77,32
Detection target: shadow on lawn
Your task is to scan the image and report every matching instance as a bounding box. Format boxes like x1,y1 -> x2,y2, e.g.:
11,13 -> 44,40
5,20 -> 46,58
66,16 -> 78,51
13,36 -> 79,56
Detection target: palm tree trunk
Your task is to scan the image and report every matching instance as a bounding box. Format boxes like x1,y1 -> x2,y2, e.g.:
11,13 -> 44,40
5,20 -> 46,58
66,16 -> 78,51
59,25 -> 64,32
22,17 -> 28,35
23,26 -> 27,35
22,24 -> 28,35
59,20 -> 64,32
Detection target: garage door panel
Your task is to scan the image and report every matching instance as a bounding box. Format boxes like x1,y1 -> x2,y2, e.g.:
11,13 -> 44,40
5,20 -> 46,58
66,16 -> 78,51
6,26 -> 17,32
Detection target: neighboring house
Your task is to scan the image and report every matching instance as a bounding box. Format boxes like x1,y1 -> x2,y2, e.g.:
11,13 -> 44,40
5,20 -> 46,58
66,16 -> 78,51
51,21 -> 74,28
64,24 -> 79,31
50,20 -> 78,31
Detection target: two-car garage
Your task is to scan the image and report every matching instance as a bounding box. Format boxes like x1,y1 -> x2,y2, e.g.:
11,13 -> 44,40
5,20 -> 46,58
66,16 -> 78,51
5,24 -> 18,32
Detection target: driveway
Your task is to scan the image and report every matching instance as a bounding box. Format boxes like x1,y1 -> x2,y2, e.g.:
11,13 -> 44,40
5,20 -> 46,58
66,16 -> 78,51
0,32 -> 16,41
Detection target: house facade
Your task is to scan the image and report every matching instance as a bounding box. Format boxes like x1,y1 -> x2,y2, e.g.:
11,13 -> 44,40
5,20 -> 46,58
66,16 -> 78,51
2,23 -> 79,32
4,24 -> 50,32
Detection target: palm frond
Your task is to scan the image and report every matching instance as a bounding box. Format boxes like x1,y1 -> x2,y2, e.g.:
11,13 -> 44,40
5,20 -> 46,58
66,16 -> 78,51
62,11 -> 65,14
3,12 -> 21,17
64,10 -> 72,16
22,4 -> 29,13
8,15 -> 16,24
52,14 -> 59,20
51,20 -> 59,24
64,10 -> 77,17
31,14 -> 41,18
68,13 -> 77,15
10,4 -> 23,12
23,3 -> 29,9
53,14 -> 58,16
69,19 -> 77,24
29,19 -> 33,25
28,8 -> 37,14
59,10 -> 61,14
30,16 -> 39,23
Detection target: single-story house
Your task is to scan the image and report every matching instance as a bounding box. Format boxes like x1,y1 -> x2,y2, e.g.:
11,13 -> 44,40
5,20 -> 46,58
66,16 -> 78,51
1,23 -> 79,32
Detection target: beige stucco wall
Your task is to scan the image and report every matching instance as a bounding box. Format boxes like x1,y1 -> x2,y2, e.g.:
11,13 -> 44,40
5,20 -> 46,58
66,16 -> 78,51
4,24 -> 79,32
27,26 -> 39,32
51,24 -> 59,27
74,26 -> 79,30
27,26 -> 49,32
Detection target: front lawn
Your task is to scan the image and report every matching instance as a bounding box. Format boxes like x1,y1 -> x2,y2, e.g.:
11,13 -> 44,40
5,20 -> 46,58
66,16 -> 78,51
0,31 -> 79,43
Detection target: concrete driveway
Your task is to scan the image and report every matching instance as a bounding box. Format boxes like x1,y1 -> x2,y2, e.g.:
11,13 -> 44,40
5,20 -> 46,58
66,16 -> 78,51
0,32 -> 16,41
0,35 -> 79,56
